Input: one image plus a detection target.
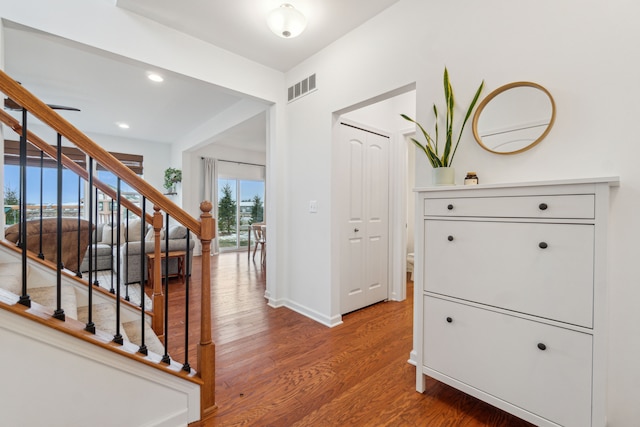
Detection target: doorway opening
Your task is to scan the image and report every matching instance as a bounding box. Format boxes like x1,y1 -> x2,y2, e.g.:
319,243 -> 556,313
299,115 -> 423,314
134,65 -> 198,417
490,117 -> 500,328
331,83 -> 416,320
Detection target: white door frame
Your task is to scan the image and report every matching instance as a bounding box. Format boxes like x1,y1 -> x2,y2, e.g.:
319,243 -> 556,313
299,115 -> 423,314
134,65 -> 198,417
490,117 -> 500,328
389,127 -> 416,303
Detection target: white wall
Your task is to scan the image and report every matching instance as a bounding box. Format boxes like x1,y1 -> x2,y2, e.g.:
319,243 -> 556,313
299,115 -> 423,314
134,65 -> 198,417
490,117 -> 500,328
88,132 -> 171,192
284,0 -> 639,424
0,309 -> 200,426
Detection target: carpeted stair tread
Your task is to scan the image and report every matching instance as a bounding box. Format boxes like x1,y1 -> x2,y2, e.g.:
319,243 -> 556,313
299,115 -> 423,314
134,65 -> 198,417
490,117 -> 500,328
122,319 -> 165,356
2,258 -> 164,360
77,304 -> 129,343
0,262 -> 77,318
0,262 -> 28,294
26,285 -> 78,319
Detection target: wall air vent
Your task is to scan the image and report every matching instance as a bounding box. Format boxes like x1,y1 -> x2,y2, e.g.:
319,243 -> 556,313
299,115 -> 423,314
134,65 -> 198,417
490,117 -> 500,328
288,73 -> 317,103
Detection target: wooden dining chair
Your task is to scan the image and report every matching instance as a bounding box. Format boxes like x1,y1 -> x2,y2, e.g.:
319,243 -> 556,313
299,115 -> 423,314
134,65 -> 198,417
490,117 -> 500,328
251,223 -> 266,264
260,224 -> 266,266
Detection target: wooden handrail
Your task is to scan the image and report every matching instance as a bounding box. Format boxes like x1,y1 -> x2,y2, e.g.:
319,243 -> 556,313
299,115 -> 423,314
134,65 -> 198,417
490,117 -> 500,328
0,70 -> 200,235
0,109 -> 151,223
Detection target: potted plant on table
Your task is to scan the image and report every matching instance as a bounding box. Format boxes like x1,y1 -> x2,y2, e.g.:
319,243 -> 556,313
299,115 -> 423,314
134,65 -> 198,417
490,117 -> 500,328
401,68 -> 484,185
163,167 -> 182,194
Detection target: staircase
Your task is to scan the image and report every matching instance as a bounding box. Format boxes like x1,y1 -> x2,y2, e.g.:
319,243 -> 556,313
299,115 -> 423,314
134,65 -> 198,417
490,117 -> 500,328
0,69 -> 216,426
0,262 -> 165,356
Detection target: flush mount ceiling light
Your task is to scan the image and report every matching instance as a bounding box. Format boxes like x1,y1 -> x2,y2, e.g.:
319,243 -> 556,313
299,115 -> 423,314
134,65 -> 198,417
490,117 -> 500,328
267,3 -> 307,38
116,122 -> 130,129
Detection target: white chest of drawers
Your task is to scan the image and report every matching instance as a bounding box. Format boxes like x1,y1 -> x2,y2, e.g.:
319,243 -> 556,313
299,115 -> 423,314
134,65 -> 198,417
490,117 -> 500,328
413,177 -> 618,427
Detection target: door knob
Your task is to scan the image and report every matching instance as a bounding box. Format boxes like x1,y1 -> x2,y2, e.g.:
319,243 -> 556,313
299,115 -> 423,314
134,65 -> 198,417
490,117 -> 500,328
354,228 -> 359,233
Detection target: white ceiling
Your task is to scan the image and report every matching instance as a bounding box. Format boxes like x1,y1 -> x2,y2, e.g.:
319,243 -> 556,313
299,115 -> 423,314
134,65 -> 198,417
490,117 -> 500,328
116,0 -> 401,72
4,24 -> 247,145
3,0 -> 400,150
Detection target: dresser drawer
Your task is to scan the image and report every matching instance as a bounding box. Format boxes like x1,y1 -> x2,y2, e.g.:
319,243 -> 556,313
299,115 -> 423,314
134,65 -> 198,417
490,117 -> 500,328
424,220 -> 594,327
424,194 -> 594,219
423,295 -> 592,427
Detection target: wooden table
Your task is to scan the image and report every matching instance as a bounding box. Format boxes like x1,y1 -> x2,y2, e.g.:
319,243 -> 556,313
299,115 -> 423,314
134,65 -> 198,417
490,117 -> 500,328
146,250 -> 186,287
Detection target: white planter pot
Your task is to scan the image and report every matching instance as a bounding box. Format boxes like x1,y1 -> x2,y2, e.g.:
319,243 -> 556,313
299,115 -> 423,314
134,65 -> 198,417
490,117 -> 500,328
432,167 -> 455,186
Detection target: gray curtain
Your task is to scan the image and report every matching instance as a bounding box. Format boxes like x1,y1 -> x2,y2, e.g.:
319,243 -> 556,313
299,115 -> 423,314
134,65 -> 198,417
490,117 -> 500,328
203,157 -> 219,254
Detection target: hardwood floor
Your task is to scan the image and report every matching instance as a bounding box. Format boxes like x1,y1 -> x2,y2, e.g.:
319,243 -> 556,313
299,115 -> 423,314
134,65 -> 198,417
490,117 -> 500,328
164,252 -> 534,427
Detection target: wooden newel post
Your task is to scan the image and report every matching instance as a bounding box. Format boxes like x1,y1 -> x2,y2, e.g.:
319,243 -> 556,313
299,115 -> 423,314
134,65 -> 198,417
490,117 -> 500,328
198,200 -> 217,417
151,206 -> 165,337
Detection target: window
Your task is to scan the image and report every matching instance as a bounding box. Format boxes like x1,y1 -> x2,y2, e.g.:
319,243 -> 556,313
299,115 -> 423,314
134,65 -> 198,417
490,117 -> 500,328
217,162 -> 265,250
4,141 -> 87,223
3,140 -> 143,225
3,164 -> 85,223
95,169 -> 143,222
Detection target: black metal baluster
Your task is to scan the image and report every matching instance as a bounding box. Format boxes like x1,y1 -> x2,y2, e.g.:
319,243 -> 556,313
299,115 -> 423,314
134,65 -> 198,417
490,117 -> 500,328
93,186 -> 100,287
109,198 -> 115,294
113,178 -> 123,345
53,133 -> 65,321
76,173 -> 82,277
138,197 -> 148,355
124,210 -> 130,302
85,157 -> 96,334
18,107 -> 30,308
162,213 -> 171,364
182,228 -> 191,372
37,150 -> 44,259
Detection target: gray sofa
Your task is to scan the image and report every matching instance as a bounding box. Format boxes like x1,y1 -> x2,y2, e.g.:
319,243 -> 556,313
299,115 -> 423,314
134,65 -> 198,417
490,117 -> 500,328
117,224 -> 195,285
80,221 -> 194,285
80,223 -> 120,272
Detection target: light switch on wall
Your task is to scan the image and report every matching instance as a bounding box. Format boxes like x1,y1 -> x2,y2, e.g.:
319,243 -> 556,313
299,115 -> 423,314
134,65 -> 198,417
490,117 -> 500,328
309,200 -> 318,213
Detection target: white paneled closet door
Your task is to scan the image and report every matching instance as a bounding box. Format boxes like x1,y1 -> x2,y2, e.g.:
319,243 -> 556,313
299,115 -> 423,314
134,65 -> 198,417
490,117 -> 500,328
339,123 -> 390,314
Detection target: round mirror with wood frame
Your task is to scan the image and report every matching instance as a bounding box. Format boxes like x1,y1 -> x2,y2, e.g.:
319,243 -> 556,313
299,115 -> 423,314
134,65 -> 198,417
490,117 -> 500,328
472,81 -> 556,155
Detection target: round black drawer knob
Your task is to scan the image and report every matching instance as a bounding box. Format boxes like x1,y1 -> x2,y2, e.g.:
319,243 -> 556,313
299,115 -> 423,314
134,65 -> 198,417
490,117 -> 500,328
446,317 -> 453,323
447,235 -> 454,242
537,343 -> 547,351
447,204 -> 454,210
539,242 -> 548,249
539,203 -> 548,211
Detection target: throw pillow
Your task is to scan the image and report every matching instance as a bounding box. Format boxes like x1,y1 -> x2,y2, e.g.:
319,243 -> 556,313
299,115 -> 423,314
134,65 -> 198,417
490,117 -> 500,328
126,218 -> 143,242
101,223 -> 126,245
145,227 -> 165,241
168,225 -> 187,239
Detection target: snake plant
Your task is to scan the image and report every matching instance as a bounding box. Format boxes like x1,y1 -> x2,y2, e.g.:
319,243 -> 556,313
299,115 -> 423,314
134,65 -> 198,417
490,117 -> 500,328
402,68 -> 484,168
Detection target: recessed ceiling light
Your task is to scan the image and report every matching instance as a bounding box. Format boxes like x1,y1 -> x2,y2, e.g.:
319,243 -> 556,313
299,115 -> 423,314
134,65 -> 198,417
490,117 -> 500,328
147,73 -> 164,83
116,122 -> 130,129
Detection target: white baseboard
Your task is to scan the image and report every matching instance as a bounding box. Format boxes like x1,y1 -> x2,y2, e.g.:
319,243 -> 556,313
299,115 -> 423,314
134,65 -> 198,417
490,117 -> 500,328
267,297 -> 343,327
408,349 -> 417,366
143,409 -> 191,427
